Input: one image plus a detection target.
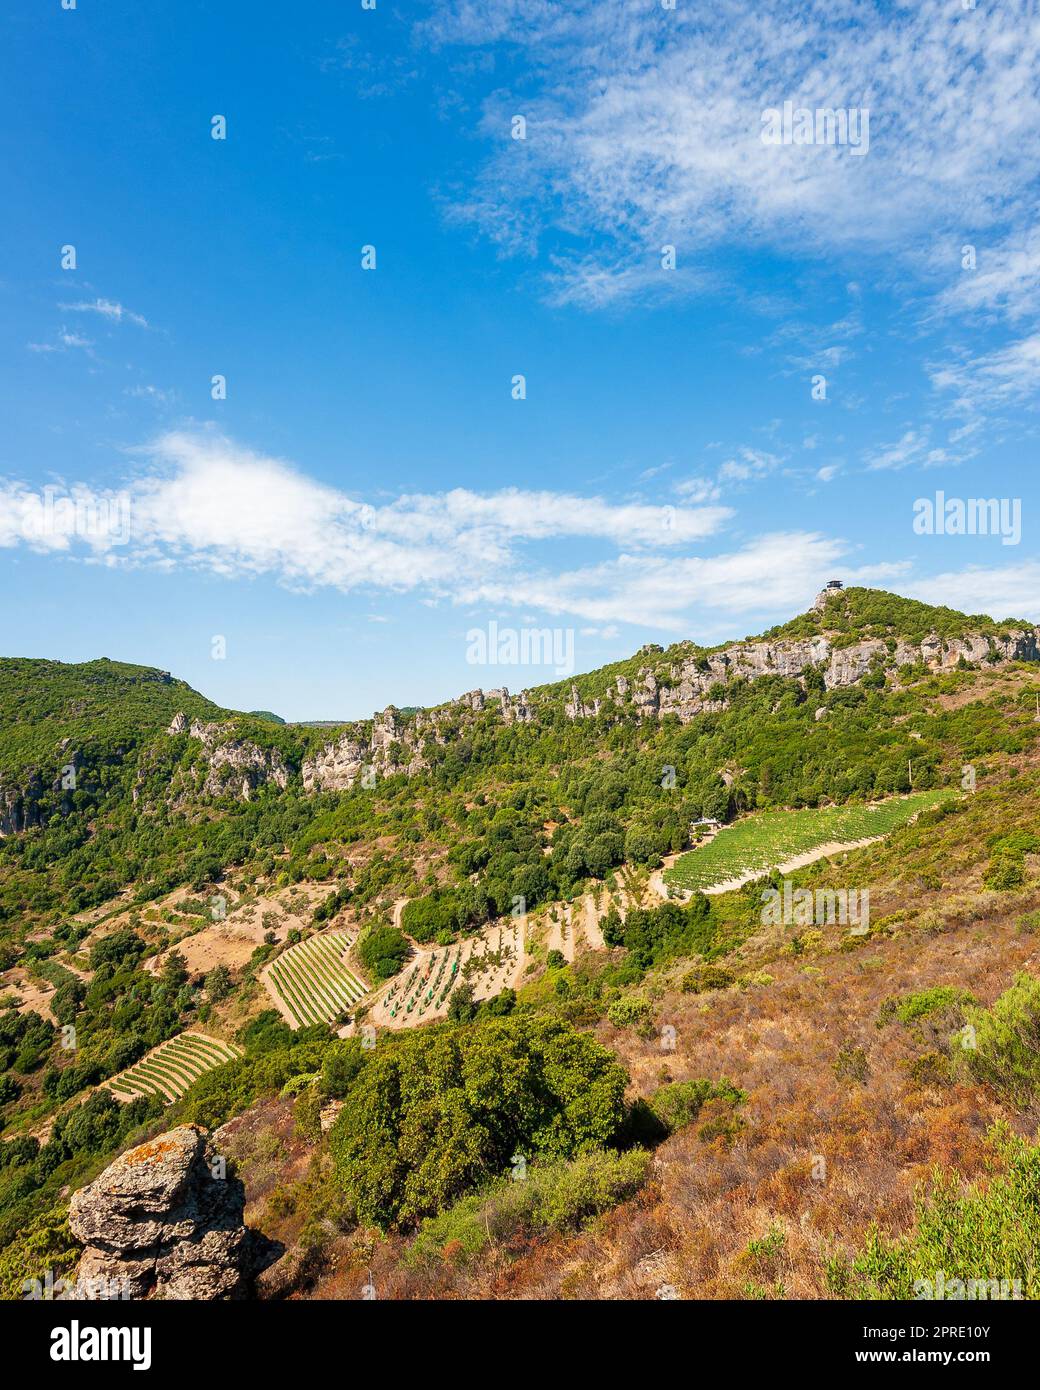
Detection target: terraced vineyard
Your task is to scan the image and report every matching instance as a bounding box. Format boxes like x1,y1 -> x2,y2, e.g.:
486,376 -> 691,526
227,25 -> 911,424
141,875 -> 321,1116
664,789 -> 954,893
262,929 -> 368,1027
105,1032 -> 242,1102
372,922 -> 524,1029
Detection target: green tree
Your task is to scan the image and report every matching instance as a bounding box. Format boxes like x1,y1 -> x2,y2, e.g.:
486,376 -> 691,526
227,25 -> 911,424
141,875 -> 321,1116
358,926 -> 410,981
329,1014 -> 629,1228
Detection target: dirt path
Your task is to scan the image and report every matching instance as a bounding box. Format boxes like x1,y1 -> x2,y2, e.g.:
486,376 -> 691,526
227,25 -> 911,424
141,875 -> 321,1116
689,836 -> 886,897
543,909 -> 574,962
581,892 -> 606,949
647,852 -> 684,903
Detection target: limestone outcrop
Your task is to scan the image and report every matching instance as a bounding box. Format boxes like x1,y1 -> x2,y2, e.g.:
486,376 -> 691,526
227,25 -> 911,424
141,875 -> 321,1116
300,704 -> 426,792
152,606 -> 1040,805
68,1125 -> 273,1301
599,627 -> 1039,726
293,623 -> 1039,786
166,713 -> 290,799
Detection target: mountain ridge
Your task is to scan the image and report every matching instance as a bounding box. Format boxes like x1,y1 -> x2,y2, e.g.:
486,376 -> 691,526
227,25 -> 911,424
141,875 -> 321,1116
2,586 -> 1038,831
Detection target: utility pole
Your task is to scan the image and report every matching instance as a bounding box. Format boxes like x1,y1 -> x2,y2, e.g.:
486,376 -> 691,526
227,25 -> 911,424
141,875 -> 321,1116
908,758 -> 913,787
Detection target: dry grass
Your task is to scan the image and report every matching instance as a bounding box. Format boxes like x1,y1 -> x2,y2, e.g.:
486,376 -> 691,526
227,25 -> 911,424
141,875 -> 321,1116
248,769 -> 1040,1300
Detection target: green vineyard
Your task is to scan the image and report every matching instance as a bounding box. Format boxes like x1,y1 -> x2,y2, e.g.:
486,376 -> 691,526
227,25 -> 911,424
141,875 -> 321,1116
663,789 -> 954,893
105,1031 -> 242,1103
262,929 -> 368,1027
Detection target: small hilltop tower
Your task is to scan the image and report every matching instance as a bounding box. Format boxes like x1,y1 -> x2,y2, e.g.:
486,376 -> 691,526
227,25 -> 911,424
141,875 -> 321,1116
813,578 -> 844,611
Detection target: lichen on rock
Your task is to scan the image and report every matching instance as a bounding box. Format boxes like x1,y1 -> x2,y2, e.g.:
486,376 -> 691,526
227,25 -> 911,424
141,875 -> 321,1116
68,1124 -> 277,1300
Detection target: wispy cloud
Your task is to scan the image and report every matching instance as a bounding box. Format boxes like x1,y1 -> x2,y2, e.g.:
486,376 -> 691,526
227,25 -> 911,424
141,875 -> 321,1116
865,429 -> 951,472
424,0 -> 1040,308
930,334 -> 1040,416
903,563 -> 1040,624
125,384 -> 173,404
674,445 -> 783,502
4,431 -> 1035,633
27,329 -> 95,355
58,297 -> 148,328
465,532 -> 850,630
934,227 -> 1040,324
0,430 -> 734,626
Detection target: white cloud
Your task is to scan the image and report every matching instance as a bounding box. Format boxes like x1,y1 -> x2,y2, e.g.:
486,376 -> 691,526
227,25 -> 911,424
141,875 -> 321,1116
462,531 -> 850,630
424,0 -> 1040,307
930,334 -> 1040,414
865,429 -> 952,472
7,431 -> 1036,636
27,329 -> 95,355
58,297 -> 148,328
718,447 -> 782,484
675,476 -> 722,504
935,227 -> 1040,323
0,430 -> 735,626
543,255 -> 718,311
901,563 -> 1040,623
787,345 -> 852,372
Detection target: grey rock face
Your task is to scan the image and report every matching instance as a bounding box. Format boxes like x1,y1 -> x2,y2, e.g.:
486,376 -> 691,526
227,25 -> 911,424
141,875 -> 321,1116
166,714 -> 290,799
199,739 -> 289,798
302,733 -> 368,792
0,777 -> 43,836
583,627 -> 1039,726
174,621 -> 1040,801
69,1125 -> 273,1301
300,701 -> 429,792
564,684 -> 601,720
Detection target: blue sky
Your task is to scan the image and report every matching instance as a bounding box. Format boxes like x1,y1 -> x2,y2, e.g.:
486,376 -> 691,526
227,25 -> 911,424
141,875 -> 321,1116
2,0 -> 1039,720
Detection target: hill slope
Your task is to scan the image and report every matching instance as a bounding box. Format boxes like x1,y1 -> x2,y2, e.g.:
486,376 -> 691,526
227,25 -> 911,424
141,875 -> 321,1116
1,585 -> 1040,1306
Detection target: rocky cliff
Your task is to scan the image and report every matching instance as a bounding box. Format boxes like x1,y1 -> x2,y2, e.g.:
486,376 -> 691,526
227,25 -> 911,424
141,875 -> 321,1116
4,595 -> 1037,820
68,1124 -> 273,1300
299,688 -> 535,792
0,774 -> 45,836
166,713 -> 290,799
610,626 -> 1039,724
0,758 -> 77,837
293,622 -> 1039,792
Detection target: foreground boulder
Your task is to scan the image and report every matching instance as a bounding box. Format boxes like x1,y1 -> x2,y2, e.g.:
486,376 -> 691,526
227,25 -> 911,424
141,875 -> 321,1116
69,1124 -> 273,1300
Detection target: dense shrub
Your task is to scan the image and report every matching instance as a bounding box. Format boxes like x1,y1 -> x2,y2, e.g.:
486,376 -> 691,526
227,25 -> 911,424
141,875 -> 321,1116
649,1078 -> 746,1134
329,1014 -> 629,1228
839,1130 -> 1040,1300
406,1148 -> 652,1266
962,973 -> 1040,1105
877,986 -> 975,1029
358,925 -> 410,981
605,896 -> 718,972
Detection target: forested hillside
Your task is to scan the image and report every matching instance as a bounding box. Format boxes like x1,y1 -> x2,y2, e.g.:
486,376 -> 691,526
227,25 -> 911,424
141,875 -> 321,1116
1,588 -> 1039,1302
